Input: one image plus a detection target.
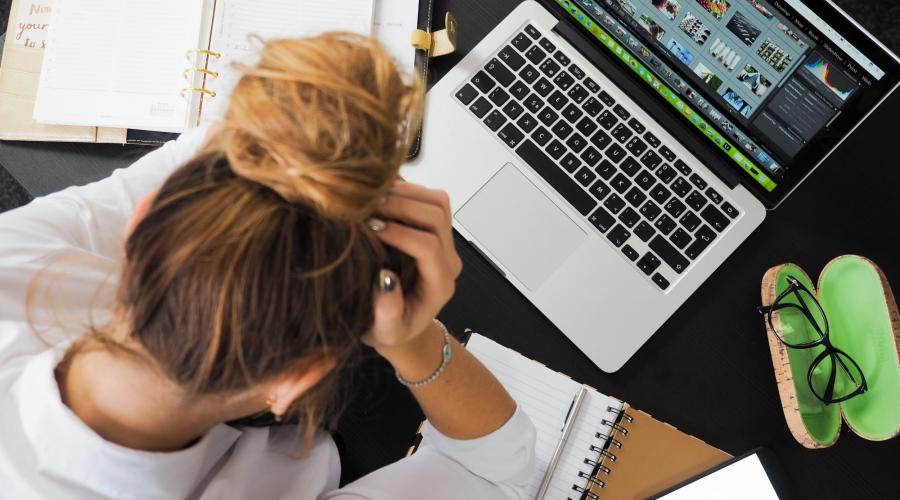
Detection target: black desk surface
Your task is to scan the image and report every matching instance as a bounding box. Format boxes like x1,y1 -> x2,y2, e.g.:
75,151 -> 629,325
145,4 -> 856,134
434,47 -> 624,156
1,1 -> 898,498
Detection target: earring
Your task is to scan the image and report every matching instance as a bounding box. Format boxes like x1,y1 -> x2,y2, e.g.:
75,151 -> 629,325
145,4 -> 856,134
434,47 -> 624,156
267,394 -> 284,423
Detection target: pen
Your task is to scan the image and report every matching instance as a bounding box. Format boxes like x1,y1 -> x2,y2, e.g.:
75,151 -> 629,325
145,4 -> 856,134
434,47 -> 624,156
536,386 -> 588,500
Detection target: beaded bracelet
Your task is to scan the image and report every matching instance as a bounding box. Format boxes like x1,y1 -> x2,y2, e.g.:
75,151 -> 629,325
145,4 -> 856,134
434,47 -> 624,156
395,319 -> 453,388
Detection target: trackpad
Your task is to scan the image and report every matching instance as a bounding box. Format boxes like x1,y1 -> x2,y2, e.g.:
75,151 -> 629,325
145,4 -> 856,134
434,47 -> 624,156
456,164 -> 587,291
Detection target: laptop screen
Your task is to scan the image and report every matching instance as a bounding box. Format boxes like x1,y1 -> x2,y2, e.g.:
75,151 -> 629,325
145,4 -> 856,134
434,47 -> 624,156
553,0 -> 900,204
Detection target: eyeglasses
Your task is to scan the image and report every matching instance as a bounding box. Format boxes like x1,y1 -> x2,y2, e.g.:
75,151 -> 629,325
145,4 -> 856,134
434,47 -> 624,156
757,275 -> 867,405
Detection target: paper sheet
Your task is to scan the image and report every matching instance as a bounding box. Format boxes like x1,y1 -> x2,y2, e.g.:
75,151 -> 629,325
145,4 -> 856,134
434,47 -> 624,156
12,0 -> 52,49
373,0 -> 420,73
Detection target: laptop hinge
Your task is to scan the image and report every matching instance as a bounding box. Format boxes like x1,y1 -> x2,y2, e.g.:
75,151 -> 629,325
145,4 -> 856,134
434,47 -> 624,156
552,20 -> 742,190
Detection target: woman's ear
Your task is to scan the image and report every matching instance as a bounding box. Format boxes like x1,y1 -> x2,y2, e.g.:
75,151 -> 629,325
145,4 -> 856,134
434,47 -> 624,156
268,355 -> 337,417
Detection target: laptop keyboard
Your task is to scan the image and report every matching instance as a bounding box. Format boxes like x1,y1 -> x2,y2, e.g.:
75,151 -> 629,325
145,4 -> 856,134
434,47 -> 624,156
453,24 -> 741,291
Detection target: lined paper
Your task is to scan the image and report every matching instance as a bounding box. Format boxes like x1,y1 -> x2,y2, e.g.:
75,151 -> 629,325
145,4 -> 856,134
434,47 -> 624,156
373,0 -> 419,73
467,335 -> 624,499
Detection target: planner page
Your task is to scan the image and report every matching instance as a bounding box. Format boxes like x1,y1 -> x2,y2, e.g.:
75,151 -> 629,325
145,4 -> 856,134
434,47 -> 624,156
201,0 -> 374,123
467,334 -> 625,499
373,0 -> 420,74
33,0 -> 206,132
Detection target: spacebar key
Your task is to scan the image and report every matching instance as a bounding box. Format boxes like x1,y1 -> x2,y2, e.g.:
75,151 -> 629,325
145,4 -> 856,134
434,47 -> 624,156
649,235 -> 690,274
516,140 -> 597,215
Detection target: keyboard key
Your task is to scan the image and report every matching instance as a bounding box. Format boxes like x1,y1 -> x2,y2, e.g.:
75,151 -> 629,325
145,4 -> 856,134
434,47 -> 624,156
655,214 -> 676,235
538,38 -> 556,53
635,171 -> 655,190
561,153 -> 581,173
497,123 -> 525,148
679,211 -> 701,232
685,225 -> 715,259
523,94 -> 543,113
471,71 -> 496,93
598,110 -> 618,129
517,112 -> 538,133
489,87 -> 510,106
524,24 -> 541,39
705,188 -> 723,205
599,90 -> 616,107
689,174 -> 708,191
516,141 -> 597,215
622,244 -> 640,261
513,32 -> 533,51
626,137 -> 648,157
619,207 -> 640,228
590,130 -> 612,150
607,224 -> 631,247
644,132 -> 660,148
671,177 -> 692,197
569,64 -> 585,80
509,81 -> 530,100
685,191 -> 708,211
553,51 -> 571,66
664,198 -> 686,218
503,100 -> 524,120
640,150 -> 663,170
612,104 -> 630,121
670,228 -> 692,249
596,160 -> 616,180
652,273 -> 670,290
548,90 -> 567,110
649,184 -> 671,204
660,146 -> 677,162
470,97 -> 492,118
604,193 -> 626,214
533,77 -> 553,96
583,77 -> 601,93
625,187 -> 647,207
532,126 -> 552,146
498,46 -> 526,71
611,124 -> 633,143
589,180 -> 611,201
628,118 -> 646,134
575,116 -> 598,137
640,201 -> 662,221
568,84 -> 589,104
562,103 -> 583,123
655,164 -> 676,184
575,166 -> 596,186
538,107 -> 559,126
583,97 -> 604,117
581,146 -> 602,167
525,46 -> 546,65
722,201 -> 739,219
650,235 -> 689,274
566,133 -> 587,153
539,59 -> 561,77
605,144 -> 627,164
637,252 -> 661,275
610,173 -> 631,194
483,110 -> 507,131
673,158 -> 691,176
553,72 -> 575,91
551,120 -> 573,139
546,139 -> 565,160
519,65 -> 540,84
634,221 -> 655,242
620,157 -> 641,177
588,207 -> 616,232
455,84 -> 478,105
700,205 -> 730,232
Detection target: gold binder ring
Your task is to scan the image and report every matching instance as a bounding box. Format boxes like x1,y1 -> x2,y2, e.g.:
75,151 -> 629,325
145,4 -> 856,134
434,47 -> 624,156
181,88 -> 217,98
186,49 -> 222,61
183,68 -> 221,80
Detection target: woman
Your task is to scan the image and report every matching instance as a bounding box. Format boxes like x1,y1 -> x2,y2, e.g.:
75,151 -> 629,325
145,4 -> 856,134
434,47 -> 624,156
0,35 -> 536,499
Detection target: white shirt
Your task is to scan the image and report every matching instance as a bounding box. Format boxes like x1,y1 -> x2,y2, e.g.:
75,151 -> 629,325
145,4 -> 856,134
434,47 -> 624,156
0,126 -> 537,500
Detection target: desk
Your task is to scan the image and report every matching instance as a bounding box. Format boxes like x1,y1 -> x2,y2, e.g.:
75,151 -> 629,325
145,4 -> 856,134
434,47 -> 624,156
1,0 -> 898,497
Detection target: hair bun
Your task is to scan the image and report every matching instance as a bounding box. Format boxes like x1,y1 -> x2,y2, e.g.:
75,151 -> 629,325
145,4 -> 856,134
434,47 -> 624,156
220,34 -> 423,221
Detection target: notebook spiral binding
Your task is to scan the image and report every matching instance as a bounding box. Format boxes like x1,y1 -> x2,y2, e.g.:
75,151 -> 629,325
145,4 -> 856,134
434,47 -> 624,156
571,404 -> 634,499
182,49 -> 222,99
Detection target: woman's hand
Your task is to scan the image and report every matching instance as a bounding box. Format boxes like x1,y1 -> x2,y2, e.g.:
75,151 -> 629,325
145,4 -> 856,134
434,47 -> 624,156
363,181 -> 462,356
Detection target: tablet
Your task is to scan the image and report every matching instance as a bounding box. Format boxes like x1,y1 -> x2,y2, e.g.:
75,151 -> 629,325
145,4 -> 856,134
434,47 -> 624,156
649,448 -> 795,500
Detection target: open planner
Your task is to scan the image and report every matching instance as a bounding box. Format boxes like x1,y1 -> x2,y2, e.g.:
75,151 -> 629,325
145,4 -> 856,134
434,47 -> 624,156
25,0 -> 425,135
454,334 -> 732,499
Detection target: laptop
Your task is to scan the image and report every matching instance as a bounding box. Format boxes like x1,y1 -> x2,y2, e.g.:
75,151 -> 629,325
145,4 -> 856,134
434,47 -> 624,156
404,0 -> 900,371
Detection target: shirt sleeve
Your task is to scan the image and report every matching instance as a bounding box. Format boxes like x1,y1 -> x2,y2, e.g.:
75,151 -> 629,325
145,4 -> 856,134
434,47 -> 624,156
0,125 -> 211,325
321,405 -> 536,500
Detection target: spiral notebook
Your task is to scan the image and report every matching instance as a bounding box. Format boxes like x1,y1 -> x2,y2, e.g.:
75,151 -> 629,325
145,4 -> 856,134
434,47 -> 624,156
28,0 -> 428,136
424,334 -> 732,499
